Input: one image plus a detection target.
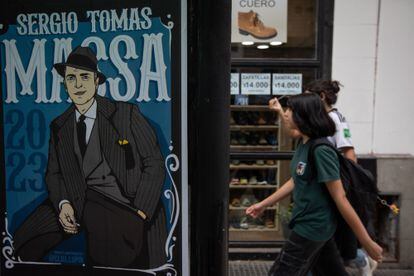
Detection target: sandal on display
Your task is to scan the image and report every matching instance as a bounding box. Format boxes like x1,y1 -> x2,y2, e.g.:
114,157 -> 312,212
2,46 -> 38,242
265,218 -> 275,228
231,198 -> 241,207
241,197 -> 251,207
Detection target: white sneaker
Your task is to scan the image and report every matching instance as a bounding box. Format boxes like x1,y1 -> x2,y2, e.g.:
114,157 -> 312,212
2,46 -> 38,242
368,255 -> 378,274
358,255 -> 371,276
356,249 -> 376,276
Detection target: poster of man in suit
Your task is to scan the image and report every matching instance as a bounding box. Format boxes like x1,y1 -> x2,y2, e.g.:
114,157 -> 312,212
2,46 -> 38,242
0,2 -> 185,275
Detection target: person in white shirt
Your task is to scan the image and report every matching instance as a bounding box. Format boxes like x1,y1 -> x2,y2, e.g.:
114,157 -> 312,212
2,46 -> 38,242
306,80 -> 356,162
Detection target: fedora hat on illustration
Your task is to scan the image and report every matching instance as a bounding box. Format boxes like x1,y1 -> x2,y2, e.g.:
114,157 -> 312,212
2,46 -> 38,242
54,46 -> 106,84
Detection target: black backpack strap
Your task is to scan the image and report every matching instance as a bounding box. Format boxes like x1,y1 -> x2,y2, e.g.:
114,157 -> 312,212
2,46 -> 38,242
307,138 -> 342,181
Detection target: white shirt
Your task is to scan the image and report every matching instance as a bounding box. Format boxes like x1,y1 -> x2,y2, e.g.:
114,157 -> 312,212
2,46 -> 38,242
327,109 -> 353,149
75,99 -> 97,144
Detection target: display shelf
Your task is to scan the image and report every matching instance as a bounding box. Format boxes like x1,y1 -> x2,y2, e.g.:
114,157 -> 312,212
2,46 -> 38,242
229,206 -> 277,210
230,125 -> 279,131
230,105 -> 272,111
229,184 -> 278,189
229,229 -> 283,241
230,145 -> 279,152
229,102 -> 282,243
230,164 -> 278,170
229,228 -> 277,232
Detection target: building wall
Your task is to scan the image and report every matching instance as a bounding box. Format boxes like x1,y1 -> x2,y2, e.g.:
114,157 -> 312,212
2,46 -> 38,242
332,0 -> 414,268
332,0 -> 414,156
377,157 -> 414,268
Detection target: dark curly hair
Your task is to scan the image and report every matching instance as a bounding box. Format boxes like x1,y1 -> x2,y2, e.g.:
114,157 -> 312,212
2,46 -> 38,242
287,93 -> 336,139
304,80 -> 342,105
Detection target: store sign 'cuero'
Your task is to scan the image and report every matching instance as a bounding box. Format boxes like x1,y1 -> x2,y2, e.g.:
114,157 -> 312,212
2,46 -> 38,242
231,0 -> 287,43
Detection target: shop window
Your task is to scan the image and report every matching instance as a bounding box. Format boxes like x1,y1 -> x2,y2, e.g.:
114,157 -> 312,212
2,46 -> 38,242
231,0 -> 317,59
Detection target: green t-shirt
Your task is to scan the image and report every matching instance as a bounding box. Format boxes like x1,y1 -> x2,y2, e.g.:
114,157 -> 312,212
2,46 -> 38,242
289,141 -> 340,241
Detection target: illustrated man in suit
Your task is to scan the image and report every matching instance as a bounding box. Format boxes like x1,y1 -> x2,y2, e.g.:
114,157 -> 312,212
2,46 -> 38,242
13,46 -> 167,268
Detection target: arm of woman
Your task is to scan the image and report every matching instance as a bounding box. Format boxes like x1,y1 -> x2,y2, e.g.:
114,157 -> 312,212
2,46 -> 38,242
325,180 -> 383,262
269,98 -> 301,138
341,147 -> 357,162
246,177 -> 295,218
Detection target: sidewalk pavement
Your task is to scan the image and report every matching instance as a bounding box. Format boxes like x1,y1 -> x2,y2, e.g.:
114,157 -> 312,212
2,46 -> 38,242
229,260 -> 414,276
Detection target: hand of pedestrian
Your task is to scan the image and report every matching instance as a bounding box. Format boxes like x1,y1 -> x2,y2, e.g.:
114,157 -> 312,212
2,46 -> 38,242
246,202 -> 266,218
59,203 -> 79,234
269,97 -> 282,113
363,240 -> 383,263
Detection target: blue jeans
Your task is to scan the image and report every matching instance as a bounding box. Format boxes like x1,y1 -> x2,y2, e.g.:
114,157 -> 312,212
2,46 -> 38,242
269,231 -> 348,276
350,249 -> 369,268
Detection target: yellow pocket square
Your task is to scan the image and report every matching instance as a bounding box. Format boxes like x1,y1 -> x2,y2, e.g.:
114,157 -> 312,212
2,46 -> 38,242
118,139 -> 129,145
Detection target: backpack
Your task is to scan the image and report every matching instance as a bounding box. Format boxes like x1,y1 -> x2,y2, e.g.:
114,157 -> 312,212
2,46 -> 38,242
307,138 -> 379,228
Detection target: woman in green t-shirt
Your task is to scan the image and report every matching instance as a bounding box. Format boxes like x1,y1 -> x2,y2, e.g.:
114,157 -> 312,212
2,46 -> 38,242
246,93 -> 382,276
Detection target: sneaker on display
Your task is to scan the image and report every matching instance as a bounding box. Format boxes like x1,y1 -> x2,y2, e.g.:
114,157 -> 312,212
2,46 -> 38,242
238,113 -> 249,125
248,133 -> 259,145
231,159 -> 240,165
240,217 -> 249,229
239,178 -> 248,185
255,218 -> 265,229
230,133 -> 239,145
230,114 -> 236,125
257,115 -> 266,125
256,159 -> 265,165
248,112 -> 259,125
258,135 -> 267,145
241,197 -> 251,207
257,180 -> 268,185
248,176 -> 258,185
239,132 -> 248,145
267,133 -> 278,145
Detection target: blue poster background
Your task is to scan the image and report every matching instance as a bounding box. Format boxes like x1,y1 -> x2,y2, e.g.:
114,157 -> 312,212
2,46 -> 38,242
1,17 -> 172,264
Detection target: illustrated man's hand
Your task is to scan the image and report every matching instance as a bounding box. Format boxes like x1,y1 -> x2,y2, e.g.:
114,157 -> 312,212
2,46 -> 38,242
59,203 -> 79,234
269,97 -> 282,113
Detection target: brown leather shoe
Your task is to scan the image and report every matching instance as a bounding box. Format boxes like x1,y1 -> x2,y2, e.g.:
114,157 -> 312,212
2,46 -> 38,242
238,11 -> 277,39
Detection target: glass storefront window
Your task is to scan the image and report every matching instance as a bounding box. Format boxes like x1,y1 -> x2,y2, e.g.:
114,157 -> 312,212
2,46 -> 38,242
231,0 -> 317,59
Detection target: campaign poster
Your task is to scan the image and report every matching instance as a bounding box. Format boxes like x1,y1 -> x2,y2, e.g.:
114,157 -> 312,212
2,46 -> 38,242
0,1 -> 188,275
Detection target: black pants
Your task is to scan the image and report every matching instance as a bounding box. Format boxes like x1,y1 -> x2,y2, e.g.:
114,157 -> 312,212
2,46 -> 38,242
83,189 -> 145,267
269,231 -> 348,276
16,191 -> 146,268
311,235 -> 349,276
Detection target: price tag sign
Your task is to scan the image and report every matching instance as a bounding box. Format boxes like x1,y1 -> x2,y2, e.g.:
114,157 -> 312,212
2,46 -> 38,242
272,74 -> 302,95
230,73 -> 240,95
241,73 -> 271,95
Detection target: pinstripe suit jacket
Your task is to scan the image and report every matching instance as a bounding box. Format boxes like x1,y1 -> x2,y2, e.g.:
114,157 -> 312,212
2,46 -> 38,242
14,96 -> 167,266
47,95 -> 165,220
